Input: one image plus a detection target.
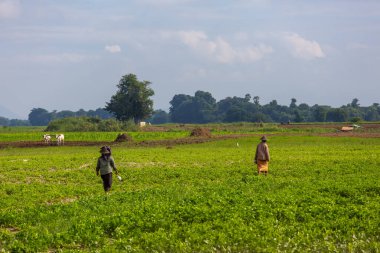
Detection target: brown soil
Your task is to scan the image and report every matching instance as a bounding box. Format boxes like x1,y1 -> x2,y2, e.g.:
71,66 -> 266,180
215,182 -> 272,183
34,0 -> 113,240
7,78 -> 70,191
319,132 -> 380,138
0,134 -> 255,149
279,123 -> 380,129
190,127 -> 212,138
115,133 -> 133,142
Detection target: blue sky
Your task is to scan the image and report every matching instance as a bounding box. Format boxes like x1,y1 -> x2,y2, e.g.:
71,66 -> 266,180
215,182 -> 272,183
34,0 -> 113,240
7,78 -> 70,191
0,0 -> 379,119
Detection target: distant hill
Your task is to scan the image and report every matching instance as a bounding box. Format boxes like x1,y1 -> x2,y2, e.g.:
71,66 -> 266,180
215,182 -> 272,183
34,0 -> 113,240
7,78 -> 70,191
0,104 -> 21,119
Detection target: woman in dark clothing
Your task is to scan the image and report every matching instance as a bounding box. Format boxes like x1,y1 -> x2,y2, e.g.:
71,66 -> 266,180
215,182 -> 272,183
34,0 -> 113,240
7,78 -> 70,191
254,136 -> 270,176
96,146 -> 119,192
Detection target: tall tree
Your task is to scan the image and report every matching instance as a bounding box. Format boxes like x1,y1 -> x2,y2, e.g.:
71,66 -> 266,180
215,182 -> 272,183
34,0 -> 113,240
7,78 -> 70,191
0,116 -> 9,126
169,91 -> 216,123
193,91 -> 217,123
253,96 -> 260,106
169,94 -> 192,123
105,74 -> 154,123
290,98 -> 297,109
28,108 -> 52,126
351,98 -> 360,108
312,105 -> 329,122
150,109 -> 170,124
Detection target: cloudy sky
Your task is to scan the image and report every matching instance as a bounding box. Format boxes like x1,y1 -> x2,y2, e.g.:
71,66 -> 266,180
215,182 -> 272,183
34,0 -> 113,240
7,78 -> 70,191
0,0 -> 379,119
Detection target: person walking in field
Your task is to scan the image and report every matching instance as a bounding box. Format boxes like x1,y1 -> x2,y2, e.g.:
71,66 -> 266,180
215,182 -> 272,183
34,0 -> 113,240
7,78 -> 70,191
96,146 -> 119,192
254,136 -> 270,176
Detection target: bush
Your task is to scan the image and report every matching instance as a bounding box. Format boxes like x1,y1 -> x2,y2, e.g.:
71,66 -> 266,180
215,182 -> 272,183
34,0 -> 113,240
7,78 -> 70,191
350,117 -> 362,123
45,117 -> 124,132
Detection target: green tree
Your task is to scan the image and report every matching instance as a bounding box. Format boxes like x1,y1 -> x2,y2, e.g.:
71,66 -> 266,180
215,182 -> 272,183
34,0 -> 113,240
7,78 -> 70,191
193,91 -> 217,123
169,91 -> 216,123
326,108 -> 348,122
217,95 -> 257,122
28,108 -> 52,126
253,96 -> 260,106
312,105 -> 329,122
0,116 -> 9,126
9,119 -> 30,126
294,110 -> 303,122
290,98 -> 297,109
150,109 -> 170,124
56,110 -> 76,119
351,98 -> 360,108
169,94 -> 192,123
105,74 -> 154,123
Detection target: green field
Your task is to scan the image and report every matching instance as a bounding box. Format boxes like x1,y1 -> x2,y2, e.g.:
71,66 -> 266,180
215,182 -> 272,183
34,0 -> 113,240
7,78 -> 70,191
0,130 -> 379,252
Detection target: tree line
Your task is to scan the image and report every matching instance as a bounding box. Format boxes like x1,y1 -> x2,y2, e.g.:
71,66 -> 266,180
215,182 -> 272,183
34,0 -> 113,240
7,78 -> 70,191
1,73 -> 379,126
150,94 -> 380,124
152,93 -> 379,124
0,108 -> 113,127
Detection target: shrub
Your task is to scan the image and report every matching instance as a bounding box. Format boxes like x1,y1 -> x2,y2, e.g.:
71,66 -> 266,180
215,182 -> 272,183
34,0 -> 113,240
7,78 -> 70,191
45,117 -> 123,132
350,117 -> 362,123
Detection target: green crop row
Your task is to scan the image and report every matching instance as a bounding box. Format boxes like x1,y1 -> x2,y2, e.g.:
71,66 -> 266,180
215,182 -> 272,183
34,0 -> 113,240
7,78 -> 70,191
0,135 -> 379,252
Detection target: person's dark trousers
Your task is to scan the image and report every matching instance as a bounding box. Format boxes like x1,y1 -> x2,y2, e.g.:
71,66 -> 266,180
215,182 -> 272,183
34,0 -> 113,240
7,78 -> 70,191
101,173 -> 112,192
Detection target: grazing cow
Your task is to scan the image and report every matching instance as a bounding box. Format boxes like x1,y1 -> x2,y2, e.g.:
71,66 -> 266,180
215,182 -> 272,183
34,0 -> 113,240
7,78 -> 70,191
56,134 -> 64,145
43,134 -> 51,144
138,121 -> 146,127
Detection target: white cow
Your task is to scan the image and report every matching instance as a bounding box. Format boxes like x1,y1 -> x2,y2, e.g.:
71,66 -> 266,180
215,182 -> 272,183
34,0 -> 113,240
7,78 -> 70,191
138,121 -> 146,127
43,134 -> 51,144
56,134 -> 64,145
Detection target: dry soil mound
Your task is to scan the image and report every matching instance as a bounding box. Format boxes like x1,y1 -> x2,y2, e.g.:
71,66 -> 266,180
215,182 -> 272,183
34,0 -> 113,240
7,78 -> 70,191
115,133 -> 133,142
190,127 -> 212,138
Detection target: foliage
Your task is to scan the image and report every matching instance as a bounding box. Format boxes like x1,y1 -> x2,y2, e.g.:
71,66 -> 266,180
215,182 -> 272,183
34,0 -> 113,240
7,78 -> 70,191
28,108 -> 52,126
169,93 -> 380,124
45,117 -> 124,132
149,110 -> 170,124
105,74 -> 154,123
0,133 -> 379,252
27,108 -> 112,126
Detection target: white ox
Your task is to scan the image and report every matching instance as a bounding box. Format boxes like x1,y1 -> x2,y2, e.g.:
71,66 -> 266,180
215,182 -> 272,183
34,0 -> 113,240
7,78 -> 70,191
138,121 -> 146,127
56,134 -> 64,145
43,134 -> 51,144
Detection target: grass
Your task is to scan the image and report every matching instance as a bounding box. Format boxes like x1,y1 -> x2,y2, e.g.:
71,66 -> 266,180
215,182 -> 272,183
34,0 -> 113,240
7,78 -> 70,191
0,134 -> 379,252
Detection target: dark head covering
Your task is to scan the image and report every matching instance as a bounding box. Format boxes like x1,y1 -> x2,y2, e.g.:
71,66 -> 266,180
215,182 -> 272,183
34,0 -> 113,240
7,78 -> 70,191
100,146 -> 111,154
260,136 -> 267,141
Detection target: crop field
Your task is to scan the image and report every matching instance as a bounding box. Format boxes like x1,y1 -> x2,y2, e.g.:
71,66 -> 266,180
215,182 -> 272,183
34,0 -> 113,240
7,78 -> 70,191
0,126 -> 379,252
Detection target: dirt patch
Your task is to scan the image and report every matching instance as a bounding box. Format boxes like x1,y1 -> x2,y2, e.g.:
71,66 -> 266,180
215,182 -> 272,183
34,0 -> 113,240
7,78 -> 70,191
6,227 -> 20,234
279,123 -> 380,130
46,196 -> 79,206
190,127 -> 212,138
0,134 -> 256,149
115,133 -> 133,142
320,132 -> 380,138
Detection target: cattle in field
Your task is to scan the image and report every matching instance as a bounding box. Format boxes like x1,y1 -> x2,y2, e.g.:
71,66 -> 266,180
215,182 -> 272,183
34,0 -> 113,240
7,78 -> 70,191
56,134 -> 64,145
138,121 -> 146,127
43,134 -> 51,144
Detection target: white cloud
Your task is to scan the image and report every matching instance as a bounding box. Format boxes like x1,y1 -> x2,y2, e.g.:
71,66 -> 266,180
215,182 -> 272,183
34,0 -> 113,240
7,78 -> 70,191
0,0 -> 20,18
105,44 -> 122,53
177,30 -> 273,63
283,33 -> 325,60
